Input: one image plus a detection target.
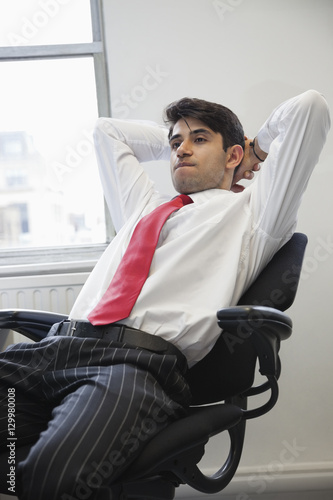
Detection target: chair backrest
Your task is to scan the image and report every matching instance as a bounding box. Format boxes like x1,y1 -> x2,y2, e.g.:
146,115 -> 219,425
186,233 -> 308,405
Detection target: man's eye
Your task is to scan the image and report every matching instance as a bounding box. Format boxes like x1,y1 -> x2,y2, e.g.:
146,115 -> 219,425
171,142 -> 181,149
195,137 -> 206,143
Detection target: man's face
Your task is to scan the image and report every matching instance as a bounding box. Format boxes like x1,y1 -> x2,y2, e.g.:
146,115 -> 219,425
169,117 -> 229,194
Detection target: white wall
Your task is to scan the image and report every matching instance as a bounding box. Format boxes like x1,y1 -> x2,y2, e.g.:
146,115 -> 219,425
102,0 -> 333,496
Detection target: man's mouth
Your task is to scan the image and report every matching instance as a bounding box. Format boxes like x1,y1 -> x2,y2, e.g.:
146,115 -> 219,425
175,162 -> 195,169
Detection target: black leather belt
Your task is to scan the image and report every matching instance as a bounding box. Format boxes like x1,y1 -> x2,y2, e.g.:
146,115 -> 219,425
48,320 -> 187,373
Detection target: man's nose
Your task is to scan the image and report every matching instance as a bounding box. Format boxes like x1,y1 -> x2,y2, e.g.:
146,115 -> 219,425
177,139 -> 192,157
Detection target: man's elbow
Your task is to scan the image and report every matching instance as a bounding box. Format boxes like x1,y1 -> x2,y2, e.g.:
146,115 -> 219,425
302,89 -> 331,131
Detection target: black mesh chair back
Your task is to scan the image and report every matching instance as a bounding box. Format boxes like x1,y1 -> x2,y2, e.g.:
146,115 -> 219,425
186,232 -> 308,405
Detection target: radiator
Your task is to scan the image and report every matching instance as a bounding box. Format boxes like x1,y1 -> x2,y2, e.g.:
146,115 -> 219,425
0,272 -> 88,313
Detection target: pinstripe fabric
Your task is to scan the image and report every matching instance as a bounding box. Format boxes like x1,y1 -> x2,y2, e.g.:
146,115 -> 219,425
0,336 -> 191,499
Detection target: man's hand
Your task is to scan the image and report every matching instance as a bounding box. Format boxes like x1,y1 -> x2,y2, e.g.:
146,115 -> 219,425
231,137 -> 268,192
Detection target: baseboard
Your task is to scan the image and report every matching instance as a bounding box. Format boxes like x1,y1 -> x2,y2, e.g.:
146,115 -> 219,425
1,464 -> 332,500
175,462 -> 333,499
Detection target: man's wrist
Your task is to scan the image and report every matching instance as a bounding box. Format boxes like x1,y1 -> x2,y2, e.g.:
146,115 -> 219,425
249,137 -> 268,163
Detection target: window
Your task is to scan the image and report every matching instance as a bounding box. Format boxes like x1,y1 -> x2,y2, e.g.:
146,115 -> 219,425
0,0 -> 112,261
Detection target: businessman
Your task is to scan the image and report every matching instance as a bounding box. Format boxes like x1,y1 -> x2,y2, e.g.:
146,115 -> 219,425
0,90 -> 330,500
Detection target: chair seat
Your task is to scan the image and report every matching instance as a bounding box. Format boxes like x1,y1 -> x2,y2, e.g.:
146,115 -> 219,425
122,403 -> 243,482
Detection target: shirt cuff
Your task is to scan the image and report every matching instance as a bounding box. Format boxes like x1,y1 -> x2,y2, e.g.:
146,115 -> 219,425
256,126 -> 273,154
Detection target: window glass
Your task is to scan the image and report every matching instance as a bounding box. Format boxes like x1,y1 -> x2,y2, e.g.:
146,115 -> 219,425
0,0 -> 92,47
0,57 -> 106,248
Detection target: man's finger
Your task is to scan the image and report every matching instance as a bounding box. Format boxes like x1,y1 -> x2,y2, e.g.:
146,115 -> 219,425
244,170 -> 254,180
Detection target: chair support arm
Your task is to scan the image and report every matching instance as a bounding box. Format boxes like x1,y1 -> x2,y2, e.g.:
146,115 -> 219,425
217,305 -> 292,378
216,305 -> 293,420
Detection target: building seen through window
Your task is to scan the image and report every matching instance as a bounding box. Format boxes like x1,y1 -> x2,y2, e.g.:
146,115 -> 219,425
0,0 -> 110,251
0,129 -> 97,247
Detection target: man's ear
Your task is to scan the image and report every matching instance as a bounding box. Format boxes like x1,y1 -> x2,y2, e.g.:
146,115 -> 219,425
225,145 -> 244,170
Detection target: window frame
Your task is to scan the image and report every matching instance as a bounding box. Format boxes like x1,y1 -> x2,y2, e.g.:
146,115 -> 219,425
0,0 -> 113,276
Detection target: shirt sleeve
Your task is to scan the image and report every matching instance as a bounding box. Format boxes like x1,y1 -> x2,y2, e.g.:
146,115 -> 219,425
94,118 -> 171,232
250,89 -> 331,239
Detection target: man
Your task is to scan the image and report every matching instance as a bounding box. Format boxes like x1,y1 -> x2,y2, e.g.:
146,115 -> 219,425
0,90 -> 330,499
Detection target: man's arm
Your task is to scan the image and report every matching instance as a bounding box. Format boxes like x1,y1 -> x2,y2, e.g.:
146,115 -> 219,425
94,118 -> 170,231
249,89 -> 330,239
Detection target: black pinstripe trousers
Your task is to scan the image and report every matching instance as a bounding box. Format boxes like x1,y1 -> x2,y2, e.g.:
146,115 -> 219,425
0,335 -> 191,500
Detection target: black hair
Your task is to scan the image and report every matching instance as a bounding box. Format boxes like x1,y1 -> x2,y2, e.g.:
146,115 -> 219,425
164,97 -> 245,152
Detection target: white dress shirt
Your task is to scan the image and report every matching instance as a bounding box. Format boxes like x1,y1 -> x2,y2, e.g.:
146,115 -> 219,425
70,90 -> 330,367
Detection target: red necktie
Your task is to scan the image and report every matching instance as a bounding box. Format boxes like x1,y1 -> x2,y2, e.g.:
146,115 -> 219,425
88,194 -> 193,325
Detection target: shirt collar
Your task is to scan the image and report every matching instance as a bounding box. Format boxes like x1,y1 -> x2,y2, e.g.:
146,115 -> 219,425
188,188 -> 233,203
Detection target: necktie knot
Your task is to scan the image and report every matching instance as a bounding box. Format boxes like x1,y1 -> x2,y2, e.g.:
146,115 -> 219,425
178,194 -> 193,206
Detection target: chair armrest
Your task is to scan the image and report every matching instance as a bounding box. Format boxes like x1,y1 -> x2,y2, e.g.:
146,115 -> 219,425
0,309 -> 68,342
217,305 -> 292,341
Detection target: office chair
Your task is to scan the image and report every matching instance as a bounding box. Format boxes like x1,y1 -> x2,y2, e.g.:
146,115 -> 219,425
0,232 -> 308,499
